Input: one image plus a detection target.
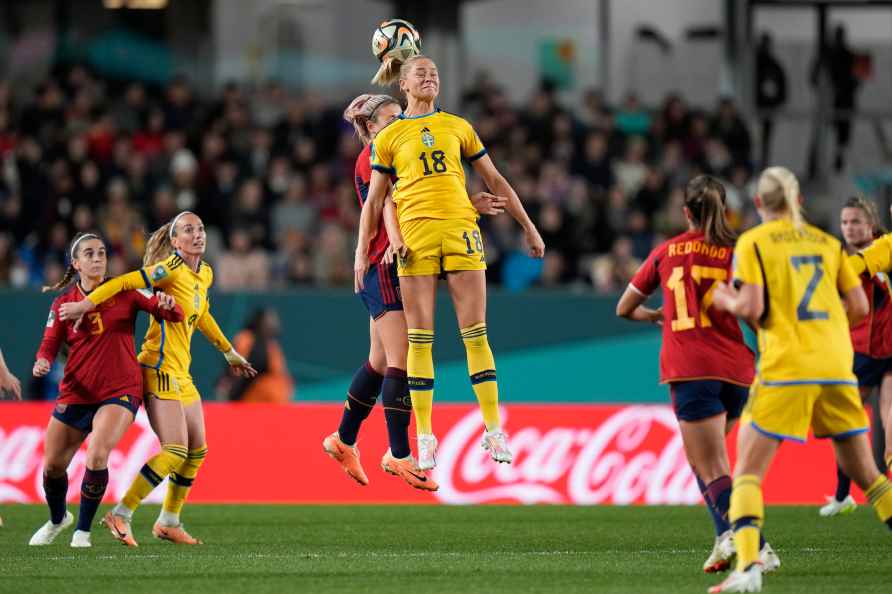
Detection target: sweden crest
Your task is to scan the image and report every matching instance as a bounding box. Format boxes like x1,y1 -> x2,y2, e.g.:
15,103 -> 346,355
421,127 -> 435,148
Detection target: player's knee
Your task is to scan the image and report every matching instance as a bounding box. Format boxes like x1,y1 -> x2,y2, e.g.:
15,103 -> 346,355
85,444 -> 112,469
43,459 -> 68,476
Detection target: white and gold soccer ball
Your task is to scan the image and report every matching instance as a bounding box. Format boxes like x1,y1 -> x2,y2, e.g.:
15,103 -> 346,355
371,18 -> 421,63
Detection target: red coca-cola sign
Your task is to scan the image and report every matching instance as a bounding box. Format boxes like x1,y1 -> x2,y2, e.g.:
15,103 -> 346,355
0,403 -> 843,504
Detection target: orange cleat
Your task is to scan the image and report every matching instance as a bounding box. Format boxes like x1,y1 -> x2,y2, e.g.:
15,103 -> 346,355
101,512 -> 138,547
381,450 -> 439,492
322,432 -> 369,486
152,522 -> 203,545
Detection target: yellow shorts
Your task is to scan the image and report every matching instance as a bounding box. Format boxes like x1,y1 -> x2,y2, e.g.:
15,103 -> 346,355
398,218 -> 487,277
142,367 -> 201,406
742,378 -> 868,442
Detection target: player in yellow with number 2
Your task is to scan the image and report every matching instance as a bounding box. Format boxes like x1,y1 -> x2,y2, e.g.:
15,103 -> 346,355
59,211 -> 256,546
355,54 -> 545,471
709,167 -> 892,593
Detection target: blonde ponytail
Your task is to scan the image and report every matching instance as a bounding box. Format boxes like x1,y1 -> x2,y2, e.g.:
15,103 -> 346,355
371,56 -> 404,86
144,222 -> 174,266
758,166 -> 803,228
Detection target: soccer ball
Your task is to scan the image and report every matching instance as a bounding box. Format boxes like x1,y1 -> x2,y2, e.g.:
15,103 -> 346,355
372,19 -> 421,63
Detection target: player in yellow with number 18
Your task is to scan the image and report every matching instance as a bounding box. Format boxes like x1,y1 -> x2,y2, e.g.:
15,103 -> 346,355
710,167 -> 892,593
59,211 -> 256,546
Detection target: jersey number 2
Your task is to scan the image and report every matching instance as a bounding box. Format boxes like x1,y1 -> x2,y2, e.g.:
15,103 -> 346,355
666,265 -> 727,332
791,255 -> 829,321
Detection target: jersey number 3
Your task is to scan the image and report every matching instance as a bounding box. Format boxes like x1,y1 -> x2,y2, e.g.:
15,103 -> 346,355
666,265 -> 727,332
87,312 -> 104,335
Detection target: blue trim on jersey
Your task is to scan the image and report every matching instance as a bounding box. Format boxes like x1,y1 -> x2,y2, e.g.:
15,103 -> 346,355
761,378 -> 858,387
466,148 -> 487,162
399,110 -> 438,120
154,319 -> 166,370
372,164 -> 396,175
140,269 -> 151,288
815,427 -> 870,440
750,420 -> 806,444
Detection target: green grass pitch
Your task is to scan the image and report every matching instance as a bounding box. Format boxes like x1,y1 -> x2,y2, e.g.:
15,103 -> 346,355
1,504 -> 889,593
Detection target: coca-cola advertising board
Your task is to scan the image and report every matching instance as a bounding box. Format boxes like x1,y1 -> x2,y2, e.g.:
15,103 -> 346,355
0,403 -> 841,505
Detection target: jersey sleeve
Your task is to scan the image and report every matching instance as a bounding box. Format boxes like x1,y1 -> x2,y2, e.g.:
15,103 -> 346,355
838,248 -> 863,294
197,309 -> 233,353
854,233 -> 892,276
36,299 -> 65,364
131,288 -> 185,323
629,246 -> 661,296
370,136 -> 395,175
459,118 -> 487,162
87,253 -> 184,307
733,234 -> 764,287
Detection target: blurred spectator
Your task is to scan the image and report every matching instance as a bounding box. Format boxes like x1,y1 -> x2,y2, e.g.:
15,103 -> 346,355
711,99 -> 751,167
591,237 -> 641,294
615,93 -> 652,137
811,25 -> 861,171
217,308 -> 294,402
755,33 -> 787,165
216,228 -> 270,290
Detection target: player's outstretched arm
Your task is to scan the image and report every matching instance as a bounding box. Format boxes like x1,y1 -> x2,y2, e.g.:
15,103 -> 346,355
57,269 -> 150,325
471,154 -> 544,258
197,310 -> 257,378
355,169 -> 392,292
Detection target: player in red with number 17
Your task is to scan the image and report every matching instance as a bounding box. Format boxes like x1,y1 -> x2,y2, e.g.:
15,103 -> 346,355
616,175 -> 778,575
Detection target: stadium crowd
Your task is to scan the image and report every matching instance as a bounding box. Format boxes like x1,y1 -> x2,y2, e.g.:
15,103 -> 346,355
0,66 -> 757,294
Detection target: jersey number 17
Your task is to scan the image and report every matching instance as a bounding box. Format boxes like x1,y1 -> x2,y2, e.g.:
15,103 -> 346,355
666,265 -> 727,332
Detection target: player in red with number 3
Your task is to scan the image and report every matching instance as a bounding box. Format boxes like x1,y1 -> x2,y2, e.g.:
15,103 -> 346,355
28,232 -> 183,548
616,175 -> 778,575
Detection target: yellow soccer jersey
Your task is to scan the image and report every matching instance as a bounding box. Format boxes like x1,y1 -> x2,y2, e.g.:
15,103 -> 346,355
85,252 -> 232,377
734,219 -> 861,384
851,231 -> 892,276
370,110 -> 486,223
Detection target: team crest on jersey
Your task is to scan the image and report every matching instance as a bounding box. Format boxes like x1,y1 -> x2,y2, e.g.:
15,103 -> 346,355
152,265 -> 168,282
421,127 -> 435,148
46,310 -> 55,328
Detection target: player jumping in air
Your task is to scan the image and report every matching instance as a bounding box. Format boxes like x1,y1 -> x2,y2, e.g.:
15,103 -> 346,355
710,167 -> 892,593
59,213 -> 256,546
617,175 -> 778,574
355,55 -> 545,470
29,232 -> 183,548
325,93 -> 505,489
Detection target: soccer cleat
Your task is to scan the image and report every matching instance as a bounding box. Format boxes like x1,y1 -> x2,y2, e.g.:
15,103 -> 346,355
759,543 -> 780,573
70,529 -> 92,548
101,511 -> 138,547
708,562 -> 762,593
416,433 -> 438,470
482,430 -> 513,464
380,450 -> 439,492
819,494 -> 857,517
152,522 -> 203,545
28,511 -> 74,546
322,432 -> 369,486
704,530 -> 736,573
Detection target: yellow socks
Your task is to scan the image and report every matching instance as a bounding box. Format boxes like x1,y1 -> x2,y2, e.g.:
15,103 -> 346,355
866,474 -> 892,527
121,444 -> 188,512
730,474 -> 764,571
407,328 -> 434,435
162,446 -> 208,520
461,323 -> 500,431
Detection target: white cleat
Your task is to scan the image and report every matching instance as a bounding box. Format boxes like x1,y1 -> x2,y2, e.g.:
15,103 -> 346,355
759,543 -> 780,573
708,562 -> 762,593
704,530 -> 736,573
416,433 -> 438,470
482,430 -> 513,464
70,529 -> 92,548
819,494 -> 857,517
29,511 -> 74,546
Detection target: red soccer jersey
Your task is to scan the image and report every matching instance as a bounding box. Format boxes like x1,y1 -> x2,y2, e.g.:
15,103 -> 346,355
850,269 -> 892,358
630,230 -> 755,385
36,283 -> 184,405
355,144 -> 390,266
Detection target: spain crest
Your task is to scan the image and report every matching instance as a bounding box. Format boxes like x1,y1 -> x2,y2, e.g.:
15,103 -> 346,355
421,127 -> 435,148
